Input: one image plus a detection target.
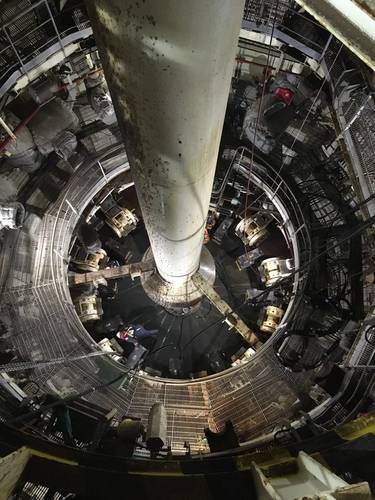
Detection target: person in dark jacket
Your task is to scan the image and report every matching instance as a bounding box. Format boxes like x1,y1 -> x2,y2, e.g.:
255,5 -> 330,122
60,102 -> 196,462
116,324 -> 158,350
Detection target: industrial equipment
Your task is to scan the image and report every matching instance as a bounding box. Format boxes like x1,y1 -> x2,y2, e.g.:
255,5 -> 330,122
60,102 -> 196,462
235,212 -> 273,247
0,0 -> 373,498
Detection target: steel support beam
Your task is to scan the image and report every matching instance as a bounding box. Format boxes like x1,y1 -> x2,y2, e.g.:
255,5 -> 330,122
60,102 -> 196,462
296,0 -> 375,71
86,0 -> 245,284
68,261 -> 154,286
192,272 -> 258,346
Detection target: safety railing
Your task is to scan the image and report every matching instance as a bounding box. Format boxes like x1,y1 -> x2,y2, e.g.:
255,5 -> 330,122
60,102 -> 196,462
242,0 -> 329,57
0,0 -> 372,454
0,0 -> 91,96
0,0 -> 329,102
0,142 -> 309,454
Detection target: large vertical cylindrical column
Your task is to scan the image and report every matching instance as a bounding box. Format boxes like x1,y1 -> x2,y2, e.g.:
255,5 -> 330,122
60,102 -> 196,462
87,0 -> 244,283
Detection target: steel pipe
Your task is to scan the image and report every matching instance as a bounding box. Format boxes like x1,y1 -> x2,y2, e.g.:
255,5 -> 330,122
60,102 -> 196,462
87,0 -> 245,283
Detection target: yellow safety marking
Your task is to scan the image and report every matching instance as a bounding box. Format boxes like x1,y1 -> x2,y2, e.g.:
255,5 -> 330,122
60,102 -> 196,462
127,470 -> 187,477
336,414 -> 375,441
29,448 -> 78,466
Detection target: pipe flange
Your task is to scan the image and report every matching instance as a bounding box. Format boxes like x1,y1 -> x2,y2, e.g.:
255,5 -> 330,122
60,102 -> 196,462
141,246 -> 215,316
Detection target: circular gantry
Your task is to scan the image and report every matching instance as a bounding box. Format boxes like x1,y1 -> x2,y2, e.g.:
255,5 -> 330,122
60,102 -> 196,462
68,152 -> 309,380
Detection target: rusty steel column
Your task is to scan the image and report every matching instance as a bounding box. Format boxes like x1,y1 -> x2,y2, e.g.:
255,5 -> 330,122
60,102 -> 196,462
86,0 -> 244,284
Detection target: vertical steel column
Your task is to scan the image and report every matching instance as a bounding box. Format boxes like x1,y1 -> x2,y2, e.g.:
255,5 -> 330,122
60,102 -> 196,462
87,0 -> 245,283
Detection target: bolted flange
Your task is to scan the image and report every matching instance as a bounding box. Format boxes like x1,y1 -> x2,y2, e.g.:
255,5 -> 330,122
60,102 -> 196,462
141,246 -> 215,316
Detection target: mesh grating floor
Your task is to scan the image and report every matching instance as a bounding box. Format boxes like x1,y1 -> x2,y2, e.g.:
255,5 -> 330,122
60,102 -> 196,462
0,145 -> 308,453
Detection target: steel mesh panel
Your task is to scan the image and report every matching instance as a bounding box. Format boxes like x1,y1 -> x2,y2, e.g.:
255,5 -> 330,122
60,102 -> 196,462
325,41 -> 375,205
19,483 -> 50,500
81,128 -> 119,153
0,1 -> 52,75
348,96 -> 375,191
0,0 -> 91,92
205,351 -> 298,435
0,142 -> 312,451
9,5 -> 50,58
364,283 -> 375,309
75,104 -> 99,126
72,7 -> 89,30
166,411 -> 209,453
243,0 -> 292,25
19,482 -> 67,500
242,0 -> 326,54
296,176 -> 345,227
